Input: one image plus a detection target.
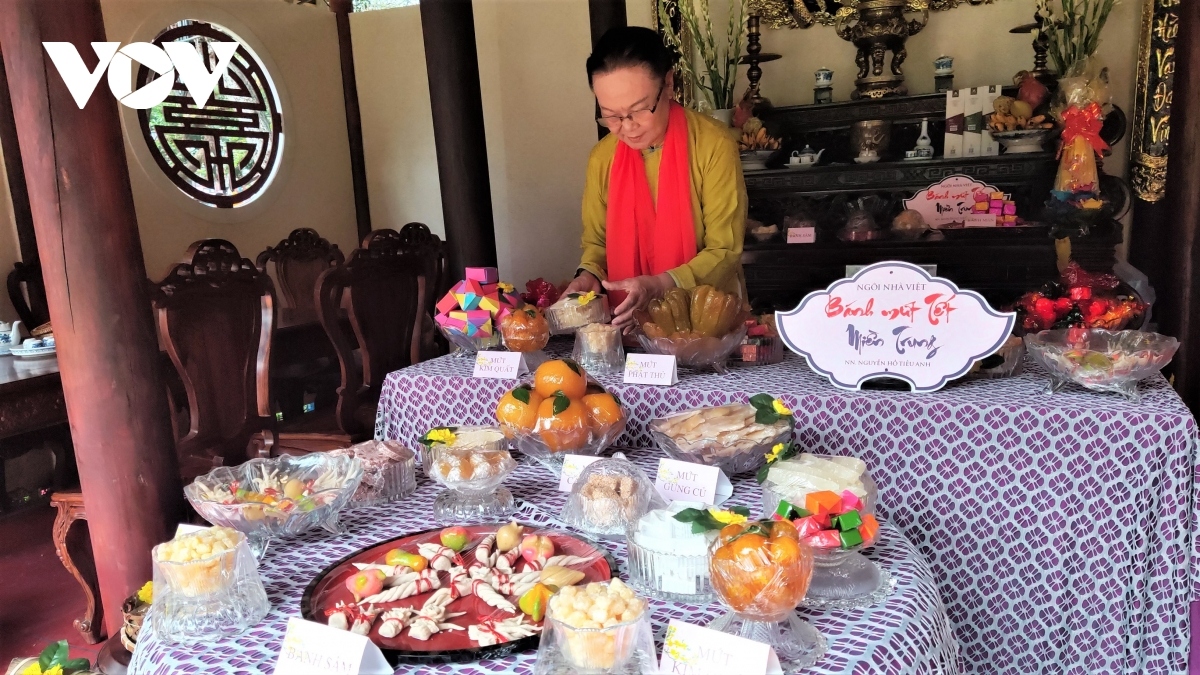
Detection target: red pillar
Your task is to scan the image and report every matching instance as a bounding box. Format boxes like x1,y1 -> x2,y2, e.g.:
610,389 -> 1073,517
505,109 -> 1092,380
0,0 -> 183,634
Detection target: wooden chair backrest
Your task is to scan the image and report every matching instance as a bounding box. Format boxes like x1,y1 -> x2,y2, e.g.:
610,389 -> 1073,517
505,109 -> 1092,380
7,260 -> 48,327
152,239 -> 275,469
317,229 -> 425,436
394,223 -> 448,361
255,228 -> 344,313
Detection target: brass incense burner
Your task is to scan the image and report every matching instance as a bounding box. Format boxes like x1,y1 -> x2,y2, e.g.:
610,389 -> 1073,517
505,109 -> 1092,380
835,0 -> 928,99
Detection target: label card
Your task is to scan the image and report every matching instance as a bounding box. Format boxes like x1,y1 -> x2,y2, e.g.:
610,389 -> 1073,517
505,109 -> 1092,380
558,454 -> 605,492
472,351 -> 528,380
964,213 -> 998,228
654,458 -> 732,506
274,617 -> 391,675
786,227 -> 815,244
624,353 -> 678,386
902,174 -> 999,228
659,619 -> 783,675
777,261 -> 1015,392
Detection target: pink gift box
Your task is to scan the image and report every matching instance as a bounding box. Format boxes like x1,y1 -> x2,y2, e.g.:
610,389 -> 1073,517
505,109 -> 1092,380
1003,202 -> 1017,215
436,291 -> 459,315
464,309 -> 491,322
465,267 -> 499,284
988,207 -> 1003,216
481,283 -> 499,295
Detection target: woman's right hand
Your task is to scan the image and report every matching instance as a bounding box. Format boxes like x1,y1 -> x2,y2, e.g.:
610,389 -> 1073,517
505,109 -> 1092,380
563,270 -> 602,296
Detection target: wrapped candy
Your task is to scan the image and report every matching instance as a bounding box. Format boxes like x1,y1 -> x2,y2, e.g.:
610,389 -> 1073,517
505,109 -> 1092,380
359,569 -> 439,604
470,615 -> 541,646
560,454 -> 665,537
1051,58 -> 1111,198
377,607 -> 416,638
328,440 -> 416,506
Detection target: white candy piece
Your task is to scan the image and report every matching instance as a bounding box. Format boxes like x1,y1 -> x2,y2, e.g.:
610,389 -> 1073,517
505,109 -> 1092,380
468,615 -> 541,647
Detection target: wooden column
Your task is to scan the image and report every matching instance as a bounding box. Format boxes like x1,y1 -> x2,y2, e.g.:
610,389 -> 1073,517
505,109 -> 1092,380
330,0 -> 372,242
0,0 -> 183,634
420,0 -> 497,278
0,46 -> 47,320
588,0 -> 627,141
1161,0 -> 1200,410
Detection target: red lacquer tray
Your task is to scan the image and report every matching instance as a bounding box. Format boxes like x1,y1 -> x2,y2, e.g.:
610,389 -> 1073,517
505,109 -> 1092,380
301,523 -> 614,665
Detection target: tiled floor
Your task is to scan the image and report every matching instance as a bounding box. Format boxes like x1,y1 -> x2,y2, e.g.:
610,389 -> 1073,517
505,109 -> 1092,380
0,505 -> 104,668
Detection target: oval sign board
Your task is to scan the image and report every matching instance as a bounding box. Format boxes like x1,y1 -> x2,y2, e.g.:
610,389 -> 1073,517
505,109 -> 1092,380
776,261 -> 1015,392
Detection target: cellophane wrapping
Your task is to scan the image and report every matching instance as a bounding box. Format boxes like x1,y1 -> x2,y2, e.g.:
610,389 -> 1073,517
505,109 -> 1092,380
329,440 -> 417,506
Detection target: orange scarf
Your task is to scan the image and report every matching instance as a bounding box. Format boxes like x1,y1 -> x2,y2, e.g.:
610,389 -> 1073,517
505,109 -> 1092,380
605,102 -> 695,305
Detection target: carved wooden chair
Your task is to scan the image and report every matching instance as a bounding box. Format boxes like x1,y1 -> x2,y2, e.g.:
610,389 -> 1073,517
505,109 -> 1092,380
256,228 -> 345,420
396,222 -> 448,360
255,227 -> 344,312
152,240 -> 278,479
7,259 -> 49,327
317,229 -> 426,438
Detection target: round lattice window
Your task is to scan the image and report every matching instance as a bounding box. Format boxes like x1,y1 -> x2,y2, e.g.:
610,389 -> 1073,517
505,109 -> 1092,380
137,21 -> 283,208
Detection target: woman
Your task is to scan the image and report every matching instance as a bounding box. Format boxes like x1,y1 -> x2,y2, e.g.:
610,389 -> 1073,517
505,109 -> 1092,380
564,26 -> 747,330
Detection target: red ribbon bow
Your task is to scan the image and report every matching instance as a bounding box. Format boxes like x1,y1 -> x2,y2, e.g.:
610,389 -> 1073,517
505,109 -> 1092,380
1058,102 -> 1109,156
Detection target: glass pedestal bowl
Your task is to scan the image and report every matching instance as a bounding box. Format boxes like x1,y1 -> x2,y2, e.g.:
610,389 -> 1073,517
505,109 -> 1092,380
184,454 -> 363,560
761,482 -> 891,610
1024,329 -> 1178,401
707,522 -> 826,673
510,417 -> 627,477
421,439 -> 517,524
440,324 -> 502,356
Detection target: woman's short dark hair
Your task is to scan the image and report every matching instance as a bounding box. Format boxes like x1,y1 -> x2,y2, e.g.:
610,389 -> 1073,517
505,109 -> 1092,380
586,26 -> 675,87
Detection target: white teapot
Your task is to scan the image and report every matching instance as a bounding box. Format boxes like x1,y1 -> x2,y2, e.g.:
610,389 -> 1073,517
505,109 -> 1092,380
790,145 -> 825,166
0,320 -> 22,348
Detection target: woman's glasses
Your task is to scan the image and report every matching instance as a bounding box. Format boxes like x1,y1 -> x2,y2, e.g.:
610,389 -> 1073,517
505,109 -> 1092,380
596,81 -> 665,130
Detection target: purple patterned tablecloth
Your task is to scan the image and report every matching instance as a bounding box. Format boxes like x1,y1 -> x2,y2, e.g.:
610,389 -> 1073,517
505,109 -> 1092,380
129,450 -> 959,674
372,343 -> 1199,675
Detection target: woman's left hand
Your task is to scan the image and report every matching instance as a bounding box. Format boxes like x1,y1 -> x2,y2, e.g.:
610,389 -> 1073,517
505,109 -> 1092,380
602,273 -> 676,331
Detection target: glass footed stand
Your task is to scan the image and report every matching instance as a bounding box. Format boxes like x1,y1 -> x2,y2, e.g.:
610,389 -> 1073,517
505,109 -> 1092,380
707,612 -> 826,673
242,510 -> 347,562
433,486 -> 515,524
801,547 -> 895,610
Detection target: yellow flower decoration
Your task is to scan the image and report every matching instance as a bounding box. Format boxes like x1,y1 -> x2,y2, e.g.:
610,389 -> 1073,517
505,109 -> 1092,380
137,580 -> 154,604
772,399 -> 792,416
21,663 -> 43,675
425,428 -> 457,446
764,442 -> 786,463
707,508 -> 747,526
497,281 -> 515,293
576,290 -> 597,306
44,667 -> 63,675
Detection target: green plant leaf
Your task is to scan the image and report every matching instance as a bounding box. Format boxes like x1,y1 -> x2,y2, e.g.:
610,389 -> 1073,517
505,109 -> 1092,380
755,408 -> 781,425
749,393 -> 775,408
40,640 -> 69,669
511,386 -> 531,405
552,391 -> 570,415
563,359 -> 582,376
63,657 -> 92,673
755,464 -> 770,484
729,505 -> 750,517
672,507 -> 703,523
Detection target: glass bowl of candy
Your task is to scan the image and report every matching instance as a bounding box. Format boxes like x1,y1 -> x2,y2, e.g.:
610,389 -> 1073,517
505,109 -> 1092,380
150,527 -> 269,645
533,580 -> 657,675
624,501 -> 716,603
560,454 -> 664,538
707,518 -> 826,671
760,454 -> 890,610
500,306 -> 552,353
185,453 -> 363,559
545,292 -> 611,335
1024,328 -> 1178,401
572,323 -> 624,376
419,425 -> 517,524
439,323 -> 502,356
638,322 -> 749,375
504,382 -> 628,477
648,403 -> 794,476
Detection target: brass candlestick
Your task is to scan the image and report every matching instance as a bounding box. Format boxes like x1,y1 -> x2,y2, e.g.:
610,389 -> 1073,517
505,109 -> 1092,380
1009,17 -> 1055,87
739,14 -> 781,109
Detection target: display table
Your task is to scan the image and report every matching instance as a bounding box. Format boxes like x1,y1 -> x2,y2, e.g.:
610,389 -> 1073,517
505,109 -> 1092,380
374,345 -> 1199,675
128,450 -> 959,674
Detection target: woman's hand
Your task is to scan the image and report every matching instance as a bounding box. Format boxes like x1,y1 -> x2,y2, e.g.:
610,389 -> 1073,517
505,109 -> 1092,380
563,270 -> 602,296
603,273 -> 675,330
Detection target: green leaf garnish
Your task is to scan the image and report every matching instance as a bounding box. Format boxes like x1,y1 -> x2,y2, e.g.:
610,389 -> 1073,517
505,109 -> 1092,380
512,385 -> 531,405
552,391 -> 570,415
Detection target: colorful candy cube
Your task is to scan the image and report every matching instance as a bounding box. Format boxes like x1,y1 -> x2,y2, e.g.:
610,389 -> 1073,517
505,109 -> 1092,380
436,291 -> 460,315
859,513 -> 880,544
804,490 -> 842,518
792,515 -> 824,538
840,490 -> 863,513
478,292 -> 501,314
803,530 -> 843,549
772,500 -> 795,521
833,509 -> 862,531
839,528 -> 864,549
